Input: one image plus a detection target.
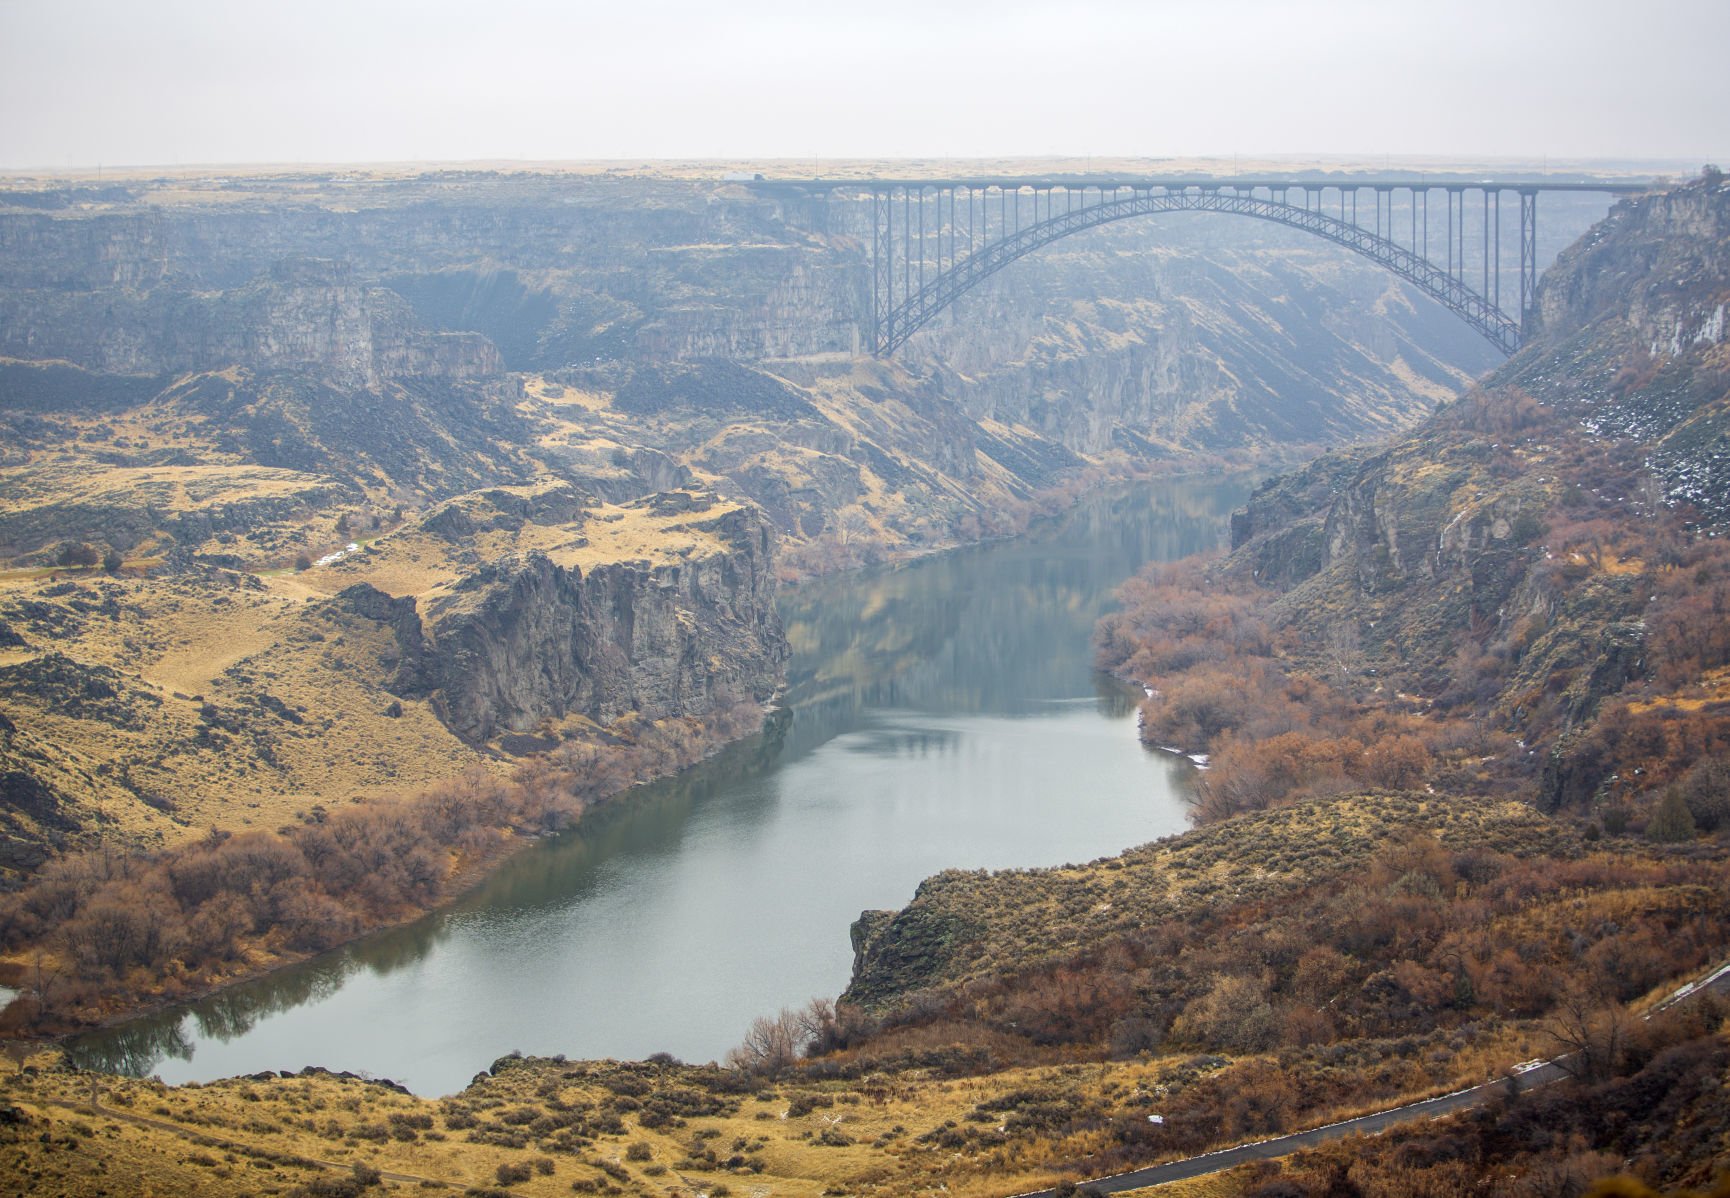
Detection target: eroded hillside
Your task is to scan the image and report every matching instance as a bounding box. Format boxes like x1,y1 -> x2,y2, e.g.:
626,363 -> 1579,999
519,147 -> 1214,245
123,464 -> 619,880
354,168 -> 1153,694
0,267 -> 789,878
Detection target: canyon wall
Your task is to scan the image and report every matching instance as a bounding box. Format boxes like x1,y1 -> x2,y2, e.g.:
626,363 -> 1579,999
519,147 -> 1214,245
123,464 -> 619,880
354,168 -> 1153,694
0,169 -> 1639,866
0,256 -> 502,388
350,505 -> 787,744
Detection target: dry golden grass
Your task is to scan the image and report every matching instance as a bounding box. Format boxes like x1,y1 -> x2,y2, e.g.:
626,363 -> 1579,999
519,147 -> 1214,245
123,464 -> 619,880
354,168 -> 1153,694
0,462 -> 323,517
293,480 -> 746,603
0,1002 -> 1652,1198
6,1047 -> 1366,1198
521,375 -> 612,413
0,1052 -> 1169,1191
1627,666 -> 1730,715
0,563 -> 499,851
146,611 -> 298,697
0,450 -> 756,861
551,502 -> 744,573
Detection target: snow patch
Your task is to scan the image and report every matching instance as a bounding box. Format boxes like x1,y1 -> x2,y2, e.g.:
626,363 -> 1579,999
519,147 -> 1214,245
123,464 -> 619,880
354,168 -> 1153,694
315,542 -> 362,568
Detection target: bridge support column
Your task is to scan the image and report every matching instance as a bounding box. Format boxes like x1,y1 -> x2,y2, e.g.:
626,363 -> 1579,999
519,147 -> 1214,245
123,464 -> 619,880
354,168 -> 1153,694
869,190 -> 883,355
1519,190 -> 1538,332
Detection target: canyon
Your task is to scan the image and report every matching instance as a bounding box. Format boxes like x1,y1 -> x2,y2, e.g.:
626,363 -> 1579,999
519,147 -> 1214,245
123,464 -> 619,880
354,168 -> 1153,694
0,165 -> 1532,874
4,164 -> 1726,1198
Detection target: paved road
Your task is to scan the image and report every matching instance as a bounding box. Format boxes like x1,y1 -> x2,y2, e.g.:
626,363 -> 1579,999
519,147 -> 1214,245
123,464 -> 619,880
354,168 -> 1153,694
1006,959 -> 1730,1197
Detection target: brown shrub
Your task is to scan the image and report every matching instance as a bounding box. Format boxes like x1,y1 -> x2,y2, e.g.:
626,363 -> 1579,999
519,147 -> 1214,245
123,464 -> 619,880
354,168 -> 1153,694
1,702 -> 766,1022
1171,973 -> 1278,1053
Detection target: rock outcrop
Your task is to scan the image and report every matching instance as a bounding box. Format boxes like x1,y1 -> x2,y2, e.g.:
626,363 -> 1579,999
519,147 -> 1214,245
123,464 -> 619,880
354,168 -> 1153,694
1214,174 -> 1730,732
0,256 -> 503,389
342,506 -> 786,745
1504,176 -> 1730,518
1532,180 -> 1729,348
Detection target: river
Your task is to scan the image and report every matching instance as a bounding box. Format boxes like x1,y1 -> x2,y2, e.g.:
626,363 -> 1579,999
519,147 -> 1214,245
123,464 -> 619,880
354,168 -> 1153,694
66,474 -> 1253,1095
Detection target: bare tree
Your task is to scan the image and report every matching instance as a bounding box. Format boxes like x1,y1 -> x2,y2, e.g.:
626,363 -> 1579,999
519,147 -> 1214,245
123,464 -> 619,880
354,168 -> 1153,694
837,508 -> 872,547
725,998 -> 837,1075
1324,620 -> 1363,687
1545,981 -> 1632,1082
726,1009 -> 801,1074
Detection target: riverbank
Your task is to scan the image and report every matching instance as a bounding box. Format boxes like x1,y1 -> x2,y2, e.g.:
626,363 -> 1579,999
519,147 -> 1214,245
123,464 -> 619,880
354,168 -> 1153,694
0,697 -> 776,1044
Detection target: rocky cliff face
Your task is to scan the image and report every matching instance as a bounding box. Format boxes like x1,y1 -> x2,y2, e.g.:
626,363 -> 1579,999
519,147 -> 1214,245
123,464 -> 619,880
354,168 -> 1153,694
1227,447 -> 1374,588
0,256 -> 502,389
0,179 -> 860,368
1533,181 -> 1728,348
1218,174 -> 1730,733
347,505 -> 787,744
1504,177 -> 1730,517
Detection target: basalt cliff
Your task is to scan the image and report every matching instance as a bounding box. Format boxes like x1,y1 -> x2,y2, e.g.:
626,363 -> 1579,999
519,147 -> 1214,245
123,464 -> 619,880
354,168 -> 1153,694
364,502 -> 785,746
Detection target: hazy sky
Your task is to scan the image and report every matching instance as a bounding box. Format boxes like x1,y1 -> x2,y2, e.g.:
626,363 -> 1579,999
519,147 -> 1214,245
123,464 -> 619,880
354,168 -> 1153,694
2,0 -> 1726,169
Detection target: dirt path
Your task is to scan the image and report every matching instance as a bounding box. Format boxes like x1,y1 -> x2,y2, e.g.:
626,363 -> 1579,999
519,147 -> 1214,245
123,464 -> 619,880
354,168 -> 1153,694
1005,959 -> 1730,1197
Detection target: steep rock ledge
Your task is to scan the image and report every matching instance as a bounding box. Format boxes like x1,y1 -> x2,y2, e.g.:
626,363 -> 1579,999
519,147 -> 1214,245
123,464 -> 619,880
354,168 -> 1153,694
0,256 -> 503,389
343,506 -> 787,745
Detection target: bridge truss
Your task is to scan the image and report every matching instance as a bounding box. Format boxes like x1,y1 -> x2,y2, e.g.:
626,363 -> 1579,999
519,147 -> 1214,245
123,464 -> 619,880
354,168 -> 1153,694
756,177 -> 1649,357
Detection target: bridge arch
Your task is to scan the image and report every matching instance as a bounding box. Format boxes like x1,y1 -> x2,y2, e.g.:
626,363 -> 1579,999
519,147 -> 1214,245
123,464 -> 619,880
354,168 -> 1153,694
861,181 -> 1544,357
876,185 -> 1531,356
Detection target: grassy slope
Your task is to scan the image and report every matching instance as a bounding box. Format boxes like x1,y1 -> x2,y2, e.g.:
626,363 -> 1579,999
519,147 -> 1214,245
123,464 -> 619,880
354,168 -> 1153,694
0,1050 -> 1212,1198
846,793 -> 1569,1006
0,482 -> 752,860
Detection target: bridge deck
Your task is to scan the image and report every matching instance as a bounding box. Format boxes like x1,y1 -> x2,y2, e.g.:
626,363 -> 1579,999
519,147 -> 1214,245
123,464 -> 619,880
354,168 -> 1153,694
753,176 -> 1657,195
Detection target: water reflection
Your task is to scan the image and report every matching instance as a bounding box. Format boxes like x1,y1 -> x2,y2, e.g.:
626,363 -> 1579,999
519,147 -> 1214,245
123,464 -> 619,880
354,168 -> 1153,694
838,724 -> 964,759
67,474 -> 1253,1093
782,478 -> 1241,733
443,711 -> 794,921
71,1016 -> 196,1078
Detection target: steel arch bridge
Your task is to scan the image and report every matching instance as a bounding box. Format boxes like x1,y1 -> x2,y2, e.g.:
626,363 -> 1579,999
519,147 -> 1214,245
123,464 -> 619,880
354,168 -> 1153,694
751,176 -> 1651,357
